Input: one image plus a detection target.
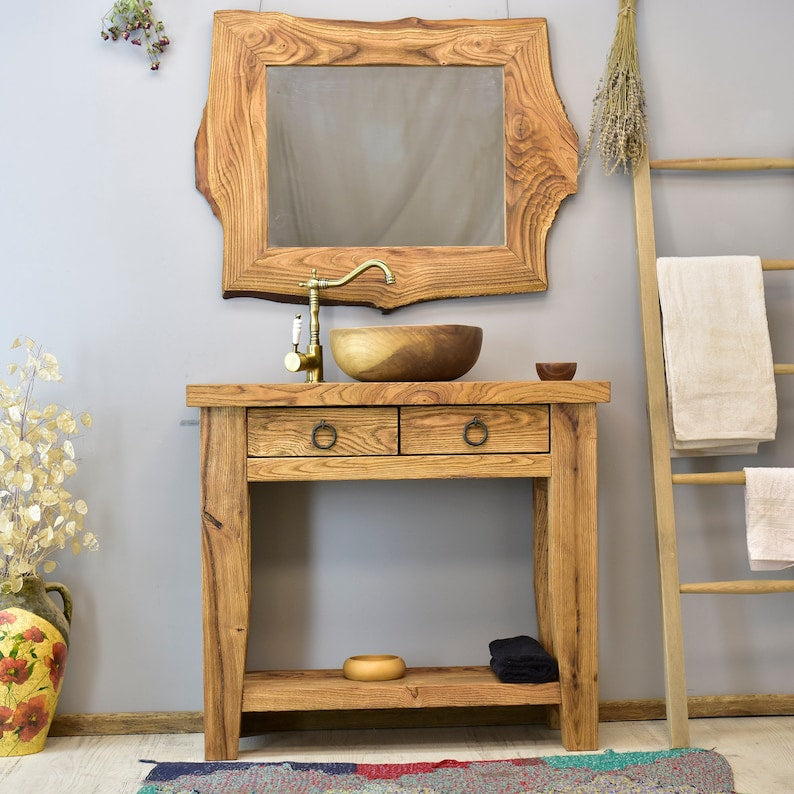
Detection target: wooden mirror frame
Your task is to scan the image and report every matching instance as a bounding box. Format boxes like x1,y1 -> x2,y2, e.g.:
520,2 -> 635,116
195,12 -> 577,310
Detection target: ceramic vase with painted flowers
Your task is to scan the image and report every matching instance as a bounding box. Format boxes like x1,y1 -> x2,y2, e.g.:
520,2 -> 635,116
0,576 -> 71,755
0,338 -> 97,755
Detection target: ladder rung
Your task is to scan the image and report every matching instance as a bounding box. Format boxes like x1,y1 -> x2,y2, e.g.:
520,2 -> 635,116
681,580 -> 794,594
650,157 -> 794,171
652,259 -> 792,271
775,363 -> 794,374
673,472 -> 745,485
763,259 -> 794,271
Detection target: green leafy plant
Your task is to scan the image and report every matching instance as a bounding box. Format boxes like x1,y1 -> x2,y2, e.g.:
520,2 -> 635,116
0,339 -> 97,594
101,0 -> 170,71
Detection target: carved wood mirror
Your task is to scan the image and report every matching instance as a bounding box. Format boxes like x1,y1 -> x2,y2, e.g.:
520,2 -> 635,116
196,12 -> 577,310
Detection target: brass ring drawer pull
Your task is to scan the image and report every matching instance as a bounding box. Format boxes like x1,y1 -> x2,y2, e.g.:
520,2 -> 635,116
462,416 -> 488,447
311,420 -> 338,450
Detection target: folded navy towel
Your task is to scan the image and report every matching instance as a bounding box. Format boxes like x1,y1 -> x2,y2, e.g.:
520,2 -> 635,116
489,635 -> 559,683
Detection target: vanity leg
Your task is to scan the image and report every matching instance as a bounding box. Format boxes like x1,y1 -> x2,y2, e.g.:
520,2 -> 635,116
199,406 -> 251,761
532,477 -> 560,730
546,403 -> 599,751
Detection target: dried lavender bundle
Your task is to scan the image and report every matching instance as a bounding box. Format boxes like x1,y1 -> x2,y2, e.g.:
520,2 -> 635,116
580,0 -> 648,174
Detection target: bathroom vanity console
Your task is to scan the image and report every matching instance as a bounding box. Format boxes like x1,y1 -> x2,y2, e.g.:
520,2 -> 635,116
186,380 -> 610,760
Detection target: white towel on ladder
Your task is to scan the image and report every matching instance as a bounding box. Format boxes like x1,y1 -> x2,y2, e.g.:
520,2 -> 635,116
656,255 -> 777,455
744,467 -> 794,571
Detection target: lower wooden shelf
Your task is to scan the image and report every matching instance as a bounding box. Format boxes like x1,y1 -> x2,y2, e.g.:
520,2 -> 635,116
241,665 -> 562,712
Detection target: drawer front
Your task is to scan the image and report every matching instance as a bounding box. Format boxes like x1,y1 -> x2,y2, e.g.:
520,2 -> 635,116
248,407 -> 398,457
400,405 -> 549,454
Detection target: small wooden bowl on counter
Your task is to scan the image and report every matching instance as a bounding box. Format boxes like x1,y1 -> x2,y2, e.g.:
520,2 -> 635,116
535,362 -> 577,381
342,654 -> 406,681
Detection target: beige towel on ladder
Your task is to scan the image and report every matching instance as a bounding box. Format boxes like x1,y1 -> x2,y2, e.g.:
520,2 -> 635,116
656,255 -> 777,455
744,467 -> 794,571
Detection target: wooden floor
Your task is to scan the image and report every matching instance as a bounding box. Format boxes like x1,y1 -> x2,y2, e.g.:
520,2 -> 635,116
0,717 -> 791,792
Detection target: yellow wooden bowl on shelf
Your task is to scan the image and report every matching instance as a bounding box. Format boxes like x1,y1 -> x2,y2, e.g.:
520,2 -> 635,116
330,325 -> 482,382
342,654 -> 406,681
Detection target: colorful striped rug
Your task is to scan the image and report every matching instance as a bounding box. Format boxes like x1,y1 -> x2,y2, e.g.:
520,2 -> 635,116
138,747 -> 735,792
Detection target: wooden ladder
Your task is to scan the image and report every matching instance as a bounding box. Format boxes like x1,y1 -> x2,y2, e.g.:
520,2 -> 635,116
631,153 -> 794,748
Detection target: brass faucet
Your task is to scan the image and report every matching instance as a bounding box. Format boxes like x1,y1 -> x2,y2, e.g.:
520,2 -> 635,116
284,259 -> 396,382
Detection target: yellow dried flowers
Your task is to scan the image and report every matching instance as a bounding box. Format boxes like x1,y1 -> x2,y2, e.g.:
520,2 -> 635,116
0,339 -> 97,594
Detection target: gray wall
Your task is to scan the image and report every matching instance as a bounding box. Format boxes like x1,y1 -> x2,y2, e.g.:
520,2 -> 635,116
1,1 -> 791,715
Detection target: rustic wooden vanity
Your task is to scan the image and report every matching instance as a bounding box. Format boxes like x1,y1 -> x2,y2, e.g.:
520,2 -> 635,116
186,379 -> 610,760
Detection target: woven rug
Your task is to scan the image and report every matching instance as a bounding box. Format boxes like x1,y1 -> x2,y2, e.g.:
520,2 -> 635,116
138,748 -> 735,793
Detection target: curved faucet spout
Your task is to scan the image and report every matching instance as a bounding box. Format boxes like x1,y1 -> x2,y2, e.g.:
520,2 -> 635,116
318,259 -> 396,289
287,259 -> 395,383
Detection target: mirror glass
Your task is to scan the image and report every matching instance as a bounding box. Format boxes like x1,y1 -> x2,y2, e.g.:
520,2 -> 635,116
267,66 -> 505,248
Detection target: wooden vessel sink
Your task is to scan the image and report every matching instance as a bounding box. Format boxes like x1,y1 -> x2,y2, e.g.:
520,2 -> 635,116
330,324 -> 482,382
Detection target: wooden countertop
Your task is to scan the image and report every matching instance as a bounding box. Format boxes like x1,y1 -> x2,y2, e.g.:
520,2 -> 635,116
186,380 -> 611,408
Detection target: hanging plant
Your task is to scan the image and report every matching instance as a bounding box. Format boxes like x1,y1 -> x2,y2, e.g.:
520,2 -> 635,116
100,0 -> 170,71
580,0 -> 648,174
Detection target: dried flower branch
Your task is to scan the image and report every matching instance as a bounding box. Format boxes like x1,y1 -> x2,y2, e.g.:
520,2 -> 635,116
101,0 -> 170,71
0,339 -> 97,594
580,0 -> 648,175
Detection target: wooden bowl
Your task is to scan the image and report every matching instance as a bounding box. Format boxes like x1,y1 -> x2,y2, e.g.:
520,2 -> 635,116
342,654 -> 406,681
536,362 -> 577,381
330,325 -> 482,382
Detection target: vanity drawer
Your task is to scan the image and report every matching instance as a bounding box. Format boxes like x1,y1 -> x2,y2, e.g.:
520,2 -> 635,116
248,407 -> 398,456
399,405 -> 549,454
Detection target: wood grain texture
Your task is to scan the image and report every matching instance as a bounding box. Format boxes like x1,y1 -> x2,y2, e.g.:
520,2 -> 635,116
631,155 -> 691,749
650,157 -> 794,171
241,667 -> 562,712
632,152 -> 794,749
329,325 -> 482,383
191,381 -> 608,758
199,407 -> 251,761
50,711 -> 204,736
46,693 -> 794,735
532,477 -> 560,730
187,380 -> 611,408
195,11 -> 577,308
247,453 -> 551,482
535,362 -> 577,381
763,260 -> 794,271
673,471 -> 746,485
601,694 -> 794,722
545,403 -> 599,751
247,407 -> 398,456
680,580 -> 794,594
399,405 -> 549,454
